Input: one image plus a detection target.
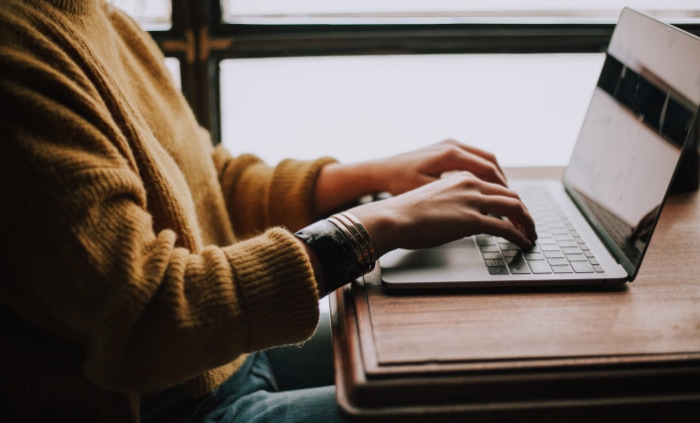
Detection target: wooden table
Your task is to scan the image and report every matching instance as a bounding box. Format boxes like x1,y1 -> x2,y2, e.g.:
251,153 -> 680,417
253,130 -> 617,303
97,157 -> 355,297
330,167 -> 700,422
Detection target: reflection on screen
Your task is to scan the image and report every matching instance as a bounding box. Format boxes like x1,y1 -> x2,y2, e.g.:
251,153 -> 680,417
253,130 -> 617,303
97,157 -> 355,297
564,52 -> 697,273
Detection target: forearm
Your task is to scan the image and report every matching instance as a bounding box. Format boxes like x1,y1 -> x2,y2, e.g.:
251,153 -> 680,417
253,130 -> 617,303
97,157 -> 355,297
214,146 -> 337,233
313,161 -> 385,218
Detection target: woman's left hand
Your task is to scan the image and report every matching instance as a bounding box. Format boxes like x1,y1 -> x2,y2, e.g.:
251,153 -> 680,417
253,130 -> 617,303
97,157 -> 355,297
364,139 -> 507,195
314,139 -> 508,217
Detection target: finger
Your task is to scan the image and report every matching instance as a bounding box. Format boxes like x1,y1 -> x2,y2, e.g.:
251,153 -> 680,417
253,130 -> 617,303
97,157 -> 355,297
473,194 -> 537,243
445,172 -> 520,206
493,205 -> 536,242
442,140 -> 507,184
467,181 -> 534,229
477,214 -> 534,249
456,142 -> 504,176
464,180 -> 536,237
473,179 -> 523,200
442,147 -> 508,187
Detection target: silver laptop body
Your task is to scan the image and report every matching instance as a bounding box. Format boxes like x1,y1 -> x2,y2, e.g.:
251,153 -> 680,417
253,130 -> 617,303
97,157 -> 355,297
381,8 -> 700,289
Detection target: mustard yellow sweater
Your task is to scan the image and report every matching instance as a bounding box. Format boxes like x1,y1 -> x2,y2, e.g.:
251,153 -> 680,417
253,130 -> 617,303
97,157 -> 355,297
0,1 -> 335,421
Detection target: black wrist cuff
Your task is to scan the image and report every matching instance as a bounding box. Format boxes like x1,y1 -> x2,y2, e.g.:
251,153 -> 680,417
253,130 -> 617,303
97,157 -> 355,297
295,219 -> 367,293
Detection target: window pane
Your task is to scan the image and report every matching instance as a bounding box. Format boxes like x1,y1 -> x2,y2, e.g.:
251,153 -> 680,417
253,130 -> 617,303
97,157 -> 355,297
223,0 -> 700,23
163,58 -> 181,90
220,54 -> 603,167
112,0 -> 172,31
111,2 -> 179,87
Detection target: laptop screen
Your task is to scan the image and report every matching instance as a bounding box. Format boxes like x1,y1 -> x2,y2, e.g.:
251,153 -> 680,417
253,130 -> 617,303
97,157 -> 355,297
563,8 -> 700,280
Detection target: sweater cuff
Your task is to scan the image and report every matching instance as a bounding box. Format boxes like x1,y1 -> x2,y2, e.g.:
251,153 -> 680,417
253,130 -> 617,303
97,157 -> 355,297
223,227 -> 320,351
268,157 -> 338,231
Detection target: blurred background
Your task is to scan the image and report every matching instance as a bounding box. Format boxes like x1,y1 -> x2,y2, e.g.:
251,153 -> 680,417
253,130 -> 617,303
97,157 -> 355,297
113,0 -> 700,167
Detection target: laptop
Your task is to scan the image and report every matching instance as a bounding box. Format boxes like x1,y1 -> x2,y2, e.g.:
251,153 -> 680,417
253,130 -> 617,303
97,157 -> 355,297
380,8 -> 700,290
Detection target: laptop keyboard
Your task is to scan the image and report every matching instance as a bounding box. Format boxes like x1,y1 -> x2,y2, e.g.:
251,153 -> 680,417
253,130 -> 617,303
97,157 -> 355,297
476,186 -> 605,276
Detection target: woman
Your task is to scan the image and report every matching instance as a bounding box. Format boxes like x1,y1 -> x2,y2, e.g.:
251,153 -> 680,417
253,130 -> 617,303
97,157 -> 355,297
0,1 -> 536,421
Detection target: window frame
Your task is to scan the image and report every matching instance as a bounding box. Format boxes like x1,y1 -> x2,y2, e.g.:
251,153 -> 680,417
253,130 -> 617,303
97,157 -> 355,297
149,0 -> 700,144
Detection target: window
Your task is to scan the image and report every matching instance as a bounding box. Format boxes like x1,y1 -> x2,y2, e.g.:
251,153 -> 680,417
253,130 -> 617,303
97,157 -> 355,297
215,2 -> 698,166
223,0 -> 700,24
117,1 -> 700,166
112,0 -> 172,30
220,53 -> 603,167
112,0 -> 197,111
111,0 -> 181,88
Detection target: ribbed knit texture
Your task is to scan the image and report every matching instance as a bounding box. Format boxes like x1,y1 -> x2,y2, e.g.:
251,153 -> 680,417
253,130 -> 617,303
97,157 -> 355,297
42,0 -> 96,14
0,1 -> 333,421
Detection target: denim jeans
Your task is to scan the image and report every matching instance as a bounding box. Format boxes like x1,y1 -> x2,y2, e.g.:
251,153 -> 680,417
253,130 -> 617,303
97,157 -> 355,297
142,310 -> 347,423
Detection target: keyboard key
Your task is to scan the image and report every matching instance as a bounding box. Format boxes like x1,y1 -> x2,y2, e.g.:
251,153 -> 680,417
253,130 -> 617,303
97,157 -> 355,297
524,252 -> 545,261
479,186 -> 604,278
571,261 -> 594,273
499,241 -> 520,250
488,266 -> 510,275
477,236 -> 496,245
529,261 -> 552,274
508,257 -> 531,274
552,264 -> 573,273
480,245 -> 500,253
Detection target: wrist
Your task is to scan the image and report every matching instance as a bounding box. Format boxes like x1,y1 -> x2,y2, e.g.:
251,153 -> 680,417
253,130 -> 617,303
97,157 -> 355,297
314,161 -> 386,217
295,212 -> 377,295
346,203 -> 398,259
357,158 -> 389,194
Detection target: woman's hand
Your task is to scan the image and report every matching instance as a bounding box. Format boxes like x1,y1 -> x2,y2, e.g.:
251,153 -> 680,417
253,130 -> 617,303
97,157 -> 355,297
306,140 -> 536,294
366,139 -> 508,195
314,139 -> 508,217
347,171 -> 537,258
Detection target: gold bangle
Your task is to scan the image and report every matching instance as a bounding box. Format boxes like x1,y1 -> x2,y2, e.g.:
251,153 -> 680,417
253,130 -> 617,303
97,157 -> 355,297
295,219 -> 367,293
327,216 -> 365,266
341,212 -> 376,264
331,213 -> 373,270
331,212 -> 376,273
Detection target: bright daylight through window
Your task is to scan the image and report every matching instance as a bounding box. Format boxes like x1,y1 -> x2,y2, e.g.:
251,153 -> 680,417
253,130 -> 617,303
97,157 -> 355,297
114,1 -> 699,167
223,0 -> 700,23
112,0 -> 172,30
219,0 -> 698,166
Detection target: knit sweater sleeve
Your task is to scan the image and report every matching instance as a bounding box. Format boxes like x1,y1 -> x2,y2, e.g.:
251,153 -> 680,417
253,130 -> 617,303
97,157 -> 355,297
0,1 -> 322,396
212,145 -> 337,239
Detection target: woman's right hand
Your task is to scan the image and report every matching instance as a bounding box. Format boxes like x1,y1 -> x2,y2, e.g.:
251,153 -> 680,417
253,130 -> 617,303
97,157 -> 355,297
347,171 -> 537,259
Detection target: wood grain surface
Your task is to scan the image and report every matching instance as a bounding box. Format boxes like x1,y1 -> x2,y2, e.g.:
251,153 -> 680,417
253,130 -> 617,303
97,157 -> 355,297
331,167 -> 700,421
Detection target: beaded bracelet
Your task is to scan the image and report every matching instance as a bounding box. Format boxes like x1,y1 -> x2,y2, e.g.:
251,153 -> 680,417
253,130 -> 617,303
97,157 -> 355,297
295,212 -> 376,293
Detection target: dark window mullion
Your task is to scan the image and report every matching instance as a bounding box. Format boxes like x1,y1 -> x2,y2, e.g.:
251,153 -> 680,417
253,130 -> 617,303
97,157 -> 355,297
211,24 -> 615,58
210,20 -> 700,58
149,0 -> 208,129
196,0 -> 224,143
